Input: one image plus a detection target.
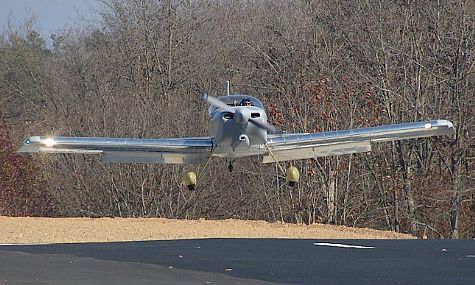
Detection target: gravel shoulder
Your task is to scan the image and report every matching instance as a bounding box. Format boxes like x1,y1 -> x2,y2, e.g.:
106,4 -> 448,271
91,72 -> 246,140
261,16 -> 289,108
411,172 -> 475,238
0,216 -> 414,244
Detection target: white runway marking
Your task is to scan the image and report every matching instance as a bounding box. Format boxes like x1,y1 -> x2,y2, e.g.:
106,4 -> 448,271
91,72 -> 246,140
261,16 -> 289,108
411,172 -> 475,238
314,242 -> 375,249
0,243 -> 47,246
465,255 -> 475,258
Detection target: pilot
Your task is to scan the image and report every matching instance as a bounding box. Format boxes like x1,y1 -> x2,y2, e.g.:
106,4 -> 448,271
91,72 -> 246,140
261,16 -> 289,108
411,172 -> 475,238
240,98 -> 253,106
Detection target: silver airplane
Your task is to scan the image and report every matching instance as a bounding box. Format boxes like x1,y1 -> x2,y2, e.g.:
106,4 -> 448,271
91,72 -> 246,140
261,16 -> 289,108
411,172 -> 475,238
18,86 -> 455,190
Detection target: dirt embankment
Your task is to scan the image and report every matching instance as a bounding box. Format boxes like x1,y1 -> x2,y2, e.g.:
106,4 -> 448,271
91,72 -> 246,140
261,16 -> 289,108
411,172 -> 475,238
0,216 -> 414,244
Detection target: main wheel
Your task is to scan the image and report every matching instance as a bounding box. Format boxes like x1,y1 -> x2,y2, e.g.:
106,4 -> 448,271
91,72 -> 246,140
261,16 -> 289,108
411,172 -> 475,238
184,171 -> 197,191
286,166 -> 300,187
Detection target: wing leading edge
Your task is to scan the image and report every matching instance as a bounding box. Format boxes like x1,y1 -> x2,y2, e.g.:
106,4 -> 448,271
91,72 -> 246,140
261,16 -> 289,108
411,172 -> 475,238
263,119 -> 454,163
18,136 -> 214,164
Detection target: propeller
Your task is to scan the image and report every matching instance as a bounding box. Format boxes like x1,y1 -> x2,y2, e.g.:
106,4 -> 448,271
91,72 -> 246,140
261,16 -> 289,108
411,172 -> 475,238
249,116 -> 278,134
203,94 -> 279,134
202,93 -> 233,112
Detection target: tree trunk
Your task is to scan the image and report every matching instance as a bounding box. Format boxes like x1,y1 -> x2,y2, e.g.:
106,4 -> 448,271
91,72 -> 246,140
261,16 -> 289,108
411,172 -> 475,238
327,170 -> 336,224
396,141 -> 417,236
450,158 -> 462,239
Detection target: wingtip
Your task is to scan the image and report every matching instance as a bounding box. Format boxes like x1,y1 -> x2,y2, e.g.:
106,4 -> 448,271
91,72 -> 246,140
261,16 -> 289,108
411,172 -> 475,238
17,144 -> 40,153
432,119 -> 455,136
16,136 -> 42,153
447,120 -> 456,135
446,120 -> 454,129
439,119 -> 455,130
202,93 -> 209,103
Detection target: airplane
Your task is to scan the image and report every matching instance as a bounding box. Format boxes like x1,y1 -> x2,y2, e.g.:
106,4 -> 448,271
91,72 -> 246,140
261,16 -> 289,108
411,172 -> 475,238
18,83 -> 455,190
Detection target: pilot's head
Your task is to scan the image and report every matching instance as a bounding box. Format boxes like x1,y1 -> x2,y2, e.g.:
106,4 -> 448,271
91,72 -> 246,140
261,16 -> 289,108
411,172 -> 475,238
240,98 -> 253,106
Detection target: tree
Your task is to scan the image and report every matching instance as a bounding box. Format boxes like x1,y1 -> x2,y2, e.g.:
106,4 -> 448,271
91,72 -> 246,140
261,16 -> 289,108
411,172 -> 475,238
1,0 -> 473,238
0,111 -> 56,216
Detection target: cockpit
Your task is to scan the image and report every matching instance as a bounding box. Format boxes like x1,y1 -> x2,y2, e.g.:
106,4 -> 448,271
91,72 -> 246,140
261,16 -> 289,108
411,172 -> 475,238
208,95 -> 264,115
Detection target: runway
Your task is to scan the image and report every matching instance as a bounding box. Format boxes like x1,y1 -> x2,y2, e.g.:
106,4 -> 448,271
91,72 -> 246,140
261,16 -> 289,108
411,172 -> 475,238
1,239 -> 474,284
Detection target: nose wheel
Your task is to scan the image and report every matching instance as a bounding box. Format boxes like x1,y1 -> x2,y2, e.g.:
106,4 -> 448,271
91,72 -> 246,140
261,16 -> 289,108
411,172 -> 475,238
227,160 -> 235,172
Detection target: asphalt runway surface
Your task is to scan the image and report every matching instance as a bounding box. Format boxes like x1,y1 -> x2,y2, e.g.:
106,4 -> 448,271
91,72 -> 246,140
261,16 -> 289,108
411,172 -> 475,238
1,239 -> 474,285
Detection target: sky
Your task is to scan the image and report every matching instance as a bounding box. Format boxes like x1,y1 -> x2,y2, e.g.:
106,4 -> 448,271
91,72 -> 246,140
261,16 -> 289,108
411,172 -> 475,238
0,0 -> 101,42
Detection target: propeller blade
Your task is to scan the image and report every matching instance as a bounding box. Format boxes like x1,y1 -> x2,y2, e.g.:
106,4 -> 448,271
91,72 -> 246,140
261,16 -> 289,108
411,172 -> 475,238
249,118 -> 279,134
202,94 -> 233,112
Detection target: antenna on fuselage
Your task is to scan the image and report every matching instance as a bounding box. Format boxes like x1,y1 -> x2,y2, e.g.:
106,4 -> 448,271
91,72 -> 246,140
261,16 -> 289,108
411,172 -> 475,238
225,80 -> 230,96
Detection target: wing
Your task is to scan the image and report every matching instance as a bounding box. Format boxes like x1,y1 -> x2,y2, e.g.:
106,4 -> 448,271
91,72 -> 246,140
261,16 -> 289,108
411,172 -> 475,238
18,136 -> 214,164
263,120 -> 454,163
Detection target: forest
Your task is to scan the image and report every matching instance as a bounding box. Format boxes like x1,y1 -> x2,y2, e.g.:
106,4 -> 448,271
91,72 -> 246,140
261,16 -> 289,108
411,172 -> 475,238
0,0 -> 474,239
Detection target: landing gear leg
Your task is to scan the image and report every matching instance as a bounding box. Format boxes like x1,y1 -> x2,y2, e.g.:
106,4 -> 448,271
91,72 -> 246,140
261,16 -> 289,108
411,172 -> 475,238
264,143 -> 300,187
183,149 -> 215,191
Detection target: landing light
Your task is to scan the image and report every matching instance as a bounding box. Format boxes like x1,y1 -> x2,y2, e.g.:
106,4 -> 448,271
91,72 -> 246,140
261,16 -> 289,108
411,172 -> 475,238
43,138 -> 56,147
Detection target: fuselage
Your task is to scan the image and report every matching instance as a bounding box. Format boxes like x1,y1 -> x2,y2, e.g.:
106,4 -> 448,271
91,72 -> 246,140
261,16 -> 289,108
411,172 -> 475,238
208,95 -> 268,157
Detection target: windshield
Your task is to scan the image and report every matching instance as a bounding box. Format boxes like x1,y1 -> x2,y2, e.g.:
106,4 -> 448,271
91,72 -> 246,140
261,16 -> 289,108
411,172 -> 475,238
208,95 -> 264,114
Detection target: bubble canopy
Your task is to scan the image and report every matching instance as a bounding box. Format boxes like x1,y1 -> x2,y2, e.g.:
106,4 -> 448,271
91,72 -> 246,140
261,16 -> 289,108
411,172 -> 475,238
208,95 -> 264,114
